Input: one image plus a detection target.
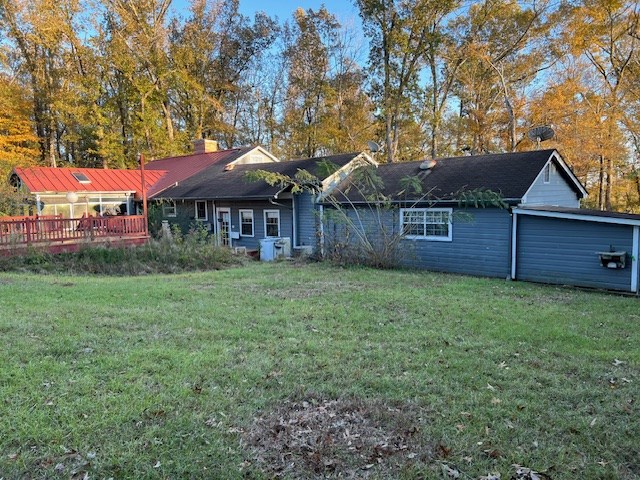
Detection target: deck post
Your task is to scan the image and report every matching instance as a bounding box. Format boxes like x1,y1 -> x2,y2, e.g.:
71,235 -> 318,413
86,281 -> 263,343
25,217 -> 32,247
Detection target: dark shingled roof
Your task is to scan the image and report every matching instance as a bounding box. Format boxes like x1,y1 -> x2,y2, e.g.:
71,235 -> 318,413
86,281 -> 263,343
331,149 -> 583,203
152,152 -> 361,200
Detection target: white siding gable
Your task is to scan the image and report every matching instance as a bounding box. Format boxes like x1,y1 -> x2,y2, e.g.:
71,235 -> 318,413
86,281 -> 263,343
521,154 -> 582,208
232,146 -> 279,165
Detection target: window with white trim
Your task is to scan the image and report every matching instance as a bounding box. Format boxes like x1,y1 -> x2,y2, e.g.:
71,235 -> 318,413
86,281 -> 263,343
195,200 -> 207,221
400,208 -> 452,241
240,209 -> 254,236
163,201 -> 177,217
264,210 -> 280,237
543,164 -> 550,183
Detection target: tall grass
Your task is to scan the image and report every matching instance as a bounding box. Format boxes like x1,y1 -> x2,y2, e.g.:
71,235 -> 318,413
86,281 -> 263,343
0,228 -> 240,275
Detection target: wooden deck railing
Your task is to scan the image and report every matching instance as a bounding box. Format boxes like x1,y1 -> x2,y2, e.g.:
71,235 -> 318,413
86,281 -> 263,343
0,215 -> 147,248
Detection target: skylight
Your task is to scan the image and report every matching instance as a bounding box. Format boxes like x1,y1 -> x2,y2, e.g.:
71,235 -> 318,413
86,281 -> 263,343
72,172 -> 91,183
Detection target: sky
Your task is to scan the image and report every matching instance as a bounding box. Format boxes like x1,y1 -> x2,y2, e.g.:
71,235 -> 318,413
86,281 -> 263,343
237,0 -> 360,21
171,0 -> 361,24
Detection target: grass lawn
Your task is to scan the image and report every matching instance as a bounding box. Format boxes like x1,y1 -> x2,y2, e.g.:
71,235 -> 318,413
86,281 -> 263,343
0,262 -> 638,479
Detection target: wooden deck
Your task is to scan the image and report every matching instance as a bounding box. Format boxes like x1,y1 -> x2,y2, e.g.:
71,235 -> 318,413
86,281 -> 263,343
0,215 -> 148,254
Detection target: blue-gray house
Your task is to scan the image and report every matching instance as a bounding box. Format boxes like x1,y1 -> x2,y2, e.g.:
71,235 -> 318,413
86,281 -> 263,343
148,146 -> 376,253
319,149 -> 640,293
147,143 -> 639,294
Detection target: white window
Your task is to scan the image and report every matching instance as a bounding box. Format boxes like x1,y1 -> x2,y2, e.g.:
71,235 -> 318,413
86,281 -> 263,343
543,164 -> 551,184
239,209 -> 254,237
400,208 -> 452,241
264,210 -> 280,237
195,200 -> 208,221
163,201 -> 177,218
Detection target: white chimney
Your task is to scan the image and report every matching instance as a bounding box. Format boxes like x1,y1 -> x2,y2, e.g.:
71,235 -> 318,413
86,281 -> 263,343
193,139 -> 219,154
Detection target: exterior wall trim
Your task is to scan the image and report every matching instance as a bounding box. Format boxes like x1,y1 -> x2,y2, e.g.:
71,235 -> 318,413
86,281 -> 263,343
511,212 -> 518,280
513,208 -> 640,227
632,226 -> 639,293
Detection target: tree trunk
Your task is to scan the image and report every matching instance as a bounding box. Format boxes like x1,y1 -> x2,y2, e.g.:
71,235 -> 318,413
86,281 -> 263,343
385,113 -> 394,163
48,115 -> 57,168
605,156 -> 612,210
430,55 -> 438,159
598,155 -> 605,210
505,95 -> 516,152
161,99 -> 174,142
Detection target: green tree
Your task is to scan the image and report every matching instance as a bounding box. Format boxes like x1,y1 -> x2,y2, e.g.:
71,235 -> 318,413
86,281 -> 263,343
356,0 -> 452,163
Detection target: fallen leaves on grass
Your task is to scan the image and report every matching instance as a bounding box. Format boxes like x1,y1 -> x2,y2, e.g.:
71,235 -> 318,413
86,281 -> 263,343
441,463 -> 461,478
480,473 -> 501,480
241,394 -> 431,478
511,464 -> 551,480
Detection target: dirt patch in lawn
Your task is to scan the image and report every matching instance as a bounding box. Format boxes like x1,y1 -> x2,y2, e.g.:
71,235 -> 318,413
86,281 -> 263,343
241,394 -> 432,478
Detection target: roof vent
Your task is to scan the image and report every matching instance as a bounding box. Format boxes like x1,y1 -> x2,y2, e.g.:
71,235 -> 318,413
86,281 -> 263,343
419,159 -> 436,170
224,163 -> 235,171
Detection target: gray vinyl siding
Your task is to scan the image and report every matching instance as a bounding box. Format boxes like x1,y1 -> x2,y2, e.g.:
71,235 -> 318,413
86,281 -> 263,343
215,200 -> 294,250
523,162 -> 580,207
295,193 -> 318,249
156,199 -> 211,233
516,215 -> 633,291
402,208 -> 511,277
326,206 -> 511,278
154,199 -> 293,250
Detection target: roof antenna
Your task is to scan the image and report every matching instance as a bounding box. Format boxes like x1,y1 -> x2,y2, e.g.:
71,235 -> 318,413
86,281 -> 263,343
527,125 -> 555,149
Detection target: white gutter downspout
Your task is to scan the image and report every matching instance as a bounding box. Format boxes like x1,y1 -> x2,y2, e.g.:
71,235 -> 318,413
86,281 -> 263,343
318,198 -> 325,258
212,200 -> 217,236
36,194 -> 42,215
632,226 -> 639,294
292,196 -> 298,248
510,211 -> 518,280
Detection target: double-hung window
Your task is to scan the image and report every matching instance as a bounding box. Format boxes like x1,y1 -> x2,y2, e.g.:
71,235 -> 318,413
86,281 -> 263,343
264,210 -> 280,237
240,209 -> 254,237
400,208 -> 452,241
163,201 -> 177,218
195,201 -> 207,221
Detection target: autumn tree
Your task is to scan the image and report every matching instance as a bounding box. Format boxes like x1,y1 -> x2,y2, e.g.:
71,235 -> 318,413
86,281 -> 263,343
560,0 -> 639,210
449,0 -> 553,154
0,75 -> 39,176
0,0 -> 89,167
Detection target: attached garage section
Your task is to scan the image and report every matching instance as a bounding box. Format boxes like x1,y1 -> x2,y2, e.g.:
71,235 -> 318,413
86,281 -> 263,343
512,207 -> 640,293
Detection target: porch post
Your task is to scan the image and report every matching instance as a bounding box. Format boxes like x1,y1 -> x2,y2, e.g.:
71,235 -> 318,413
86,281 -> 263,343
139,153 -> 149,237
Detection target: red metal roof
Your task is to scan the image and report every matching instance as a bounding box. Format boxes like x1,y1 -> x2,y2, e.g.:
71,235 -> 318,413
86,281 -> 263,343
13,167 -> 166,199
145,147 -> 254,197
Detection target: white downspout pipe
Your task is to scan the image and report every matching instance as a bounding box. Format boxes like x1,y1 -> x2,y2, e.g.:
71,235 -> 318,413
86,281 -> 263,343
632,226 -> 639,294
292,196 -> 298,248
318,200 -> 325,258
510,211 -> 518,280
212,200 -> 217,236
